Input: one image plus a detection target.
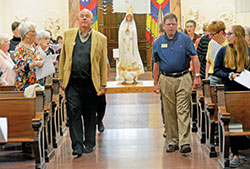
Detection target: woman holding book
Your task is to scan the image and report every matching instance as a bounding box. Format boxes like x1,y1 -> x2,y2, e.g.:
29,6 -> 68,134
214,25 -> 250,91
214,25 -> 250,168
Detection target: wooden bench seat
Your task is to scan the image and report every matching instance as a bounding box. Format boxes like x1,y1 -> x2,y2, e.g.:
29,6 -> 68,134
203,79 -> 218,158
0,97 -> 46,169
191,89 -> 198,132
0,85 -> 14,91
196,87 -> 206,144
216,85 -> 250,168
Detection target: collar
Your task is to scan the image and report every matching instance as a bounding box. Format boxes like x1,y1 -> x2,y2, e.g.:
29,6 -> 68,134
78,28 -> 93,43
164,31 -> 178,41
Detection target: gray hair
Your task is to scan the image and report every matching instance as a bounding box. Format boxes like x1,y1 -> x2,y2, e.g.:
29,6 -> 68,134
36,30 -> 50,40
18,22 -> 36,39
0,33 -> 10,45
245,26 -> 250,36
78,8 -> 93,19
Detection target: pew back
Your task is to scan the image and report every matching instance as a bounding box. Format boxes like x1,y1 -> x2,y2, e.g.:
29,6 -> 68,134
0,97 -> 37,141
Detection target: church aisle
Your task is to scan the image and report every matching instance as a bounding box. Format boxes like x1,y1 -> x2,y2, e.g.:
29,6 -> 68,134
46,93 -> 220,169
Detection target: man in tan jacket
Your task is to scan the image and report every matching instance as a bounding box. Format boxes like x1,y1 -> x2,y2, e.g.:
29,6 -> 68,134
59,8 -> 107,158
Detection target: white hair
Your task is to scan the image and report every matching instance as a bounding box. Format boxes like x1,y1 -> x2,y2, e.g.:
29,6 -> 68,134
18,22 -> 36,39
0,33 -> 10,45
36,30 -> 50,40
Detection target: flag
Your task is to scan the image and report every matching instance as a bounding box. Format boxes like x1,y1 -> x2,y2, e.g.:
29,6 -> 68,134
146,0 -> 170,44
79,0 -> 98,31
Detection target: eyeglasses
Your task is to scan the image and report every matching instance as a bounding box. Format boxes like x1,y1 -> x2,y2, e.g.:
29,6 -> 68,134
43,37 -> 50,40
226,32 -> 234,36
28,30 -> 36,34
79,14 -> 91,18
209,32 -> 219,37
165,23 -> 177,27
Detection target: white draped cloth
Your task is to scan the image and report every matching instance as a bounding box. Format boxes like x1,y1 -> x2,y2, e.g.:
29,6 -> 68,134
117,13 -> 144,81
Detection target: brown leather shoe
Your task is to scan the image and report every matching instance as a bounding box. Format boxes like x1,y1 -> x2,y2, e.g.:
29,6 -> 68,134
179,144 -> 191,154
166,145 -> 179,153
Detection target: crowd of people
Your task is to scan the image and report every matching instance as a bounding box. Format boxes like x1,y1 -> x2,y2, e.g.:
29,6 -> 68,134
152,13 -> 250,168
1,8 -> 250,168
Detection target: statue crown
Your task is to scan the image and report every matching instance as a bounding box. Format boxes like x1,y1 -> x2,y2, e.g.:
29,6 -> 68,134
127,5 -> 134,14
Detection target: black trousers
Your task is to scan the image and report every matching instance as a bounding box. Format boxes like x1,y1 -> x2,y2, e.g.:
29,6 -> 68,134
65,78 -> 97,151
96,94 -> 106,124
230,136 -> 250,155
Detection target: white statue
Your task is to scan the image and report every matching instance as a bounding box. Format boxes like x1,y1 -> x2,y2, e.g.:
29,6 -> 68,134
117,6 -> 144,84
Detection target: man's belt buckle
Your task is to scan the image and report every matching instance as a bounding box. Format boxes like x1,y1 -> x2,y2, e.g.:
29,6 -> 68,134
162,70 -> 189,78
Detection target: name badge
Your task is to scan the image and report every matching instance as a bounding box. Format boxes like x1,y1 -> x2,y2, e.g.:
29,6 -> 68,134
161,44 -> 168,48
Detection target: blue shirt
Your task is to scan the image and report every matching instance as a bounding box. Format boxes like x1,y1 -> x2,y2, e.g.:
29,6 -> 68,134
153,31 -> 197,73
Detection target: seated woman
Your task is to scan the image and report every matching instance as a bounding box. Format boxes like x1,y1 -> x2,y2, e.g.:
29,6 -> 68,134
0,33 -> 16,85
14,22 -> 44,91
214,25 -> 250,168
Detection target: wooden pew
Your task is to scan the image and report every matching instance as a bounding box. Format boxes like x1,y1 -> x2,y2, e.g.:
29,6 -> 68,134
0,85 -> 14,91
191,89 -> 198,132
45,77 -> 61,149
203,79 -> 217,157
196,87 -> 206,144
43,78 -> 55,162
59,89 -> 67,135
0,97 -> 46,169
51,78 -> 62,146
217,85 -> 250,168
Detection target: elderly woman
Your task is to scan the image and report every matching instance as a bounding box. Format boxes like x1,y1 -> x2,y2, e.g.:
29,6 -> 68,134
0,33 -> 16,85
14,22 -> 44,91
37,30 -> 55,58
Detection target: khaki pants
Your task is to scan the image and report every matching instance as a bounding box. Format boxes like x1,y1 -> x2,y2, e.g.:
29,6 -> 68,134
159,73 -> 192,147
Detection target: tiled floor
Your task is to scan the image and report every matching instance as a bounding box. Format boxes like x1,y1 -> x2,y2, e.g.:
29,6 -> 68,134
0,72 -> 249,169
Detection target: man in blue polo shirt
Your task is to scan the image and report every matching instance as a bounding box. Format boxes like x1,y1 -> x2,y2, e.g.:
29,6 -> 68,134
153,13 -> 201,154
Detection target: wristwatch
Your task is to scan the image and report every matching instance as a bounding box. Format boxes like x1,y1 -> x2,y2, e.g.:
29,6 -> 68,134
194,73 -> 201,77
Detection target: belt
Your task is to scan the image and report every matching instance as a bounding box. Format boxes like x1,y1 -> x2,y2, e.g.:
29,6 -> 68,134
161,69 -> 190,78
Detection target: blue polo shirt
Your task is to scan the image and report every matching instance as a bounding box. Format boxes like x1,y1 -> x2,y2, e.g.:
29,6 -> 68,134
153,31 -> 197,74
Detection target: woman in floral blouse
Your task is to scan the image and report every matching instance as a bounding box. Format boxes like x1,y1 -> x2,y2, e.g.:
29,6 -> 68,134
14,22 -> 44,91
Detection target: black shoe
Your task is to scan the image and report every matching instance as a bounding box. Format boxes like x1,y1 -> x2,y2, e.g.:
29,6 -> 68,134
98,121 -> 105,133
166,145 -> 179,153
179,144 -> 191,154
83,147 -> 94,154
72,149 -> 83,158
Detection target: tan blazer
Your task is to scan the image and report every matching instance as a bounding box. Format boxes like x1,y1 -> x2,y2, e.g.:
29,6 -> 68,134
58,28 -> 107,92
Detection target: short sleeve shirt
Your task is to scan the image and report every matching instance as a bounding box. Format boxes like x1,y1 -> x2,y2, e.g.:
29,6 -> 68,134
153,31 -> 197,73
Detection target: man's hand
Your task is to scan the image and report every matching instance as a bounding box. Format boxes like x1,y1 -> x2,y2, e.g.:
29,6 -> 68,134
154,84 -> 161,94
60,81 -> 65,91
192,76 -> 201,89
97,88 -> 105,96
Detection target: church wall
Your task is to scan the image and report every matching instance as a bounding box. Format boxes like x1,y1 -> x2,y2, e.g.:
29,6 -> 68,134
181,0 -> 236,33
0,0 -> 69,39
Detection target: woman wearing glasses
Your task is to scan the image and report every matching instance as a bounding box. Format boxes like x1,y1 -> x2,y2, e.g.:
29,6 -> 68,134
14,22 -> 44,91
214,25 -> 250,168
214,25 -> 250,91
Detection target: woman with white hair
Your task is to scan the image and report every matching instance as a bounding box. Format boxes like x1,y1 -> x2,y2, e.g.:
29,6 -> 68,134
36,30 -> 55,58
0,33 -> 16,85
14,22 -> 44,91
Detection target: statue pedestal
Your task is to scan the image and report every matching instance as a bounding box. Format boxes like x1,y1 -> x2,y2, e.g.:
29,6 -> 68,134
105,80 -> 154,94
